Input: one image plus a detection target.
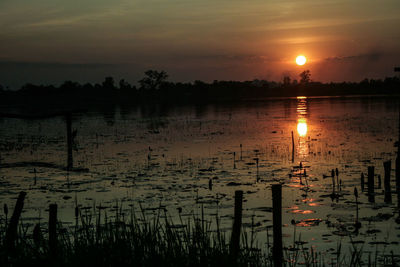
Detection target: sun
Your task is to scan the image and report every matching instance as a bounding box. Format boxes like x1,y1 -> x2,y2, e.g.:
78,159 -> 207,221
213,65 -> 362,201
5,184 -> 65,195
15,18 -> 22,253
296,55 -> 307,66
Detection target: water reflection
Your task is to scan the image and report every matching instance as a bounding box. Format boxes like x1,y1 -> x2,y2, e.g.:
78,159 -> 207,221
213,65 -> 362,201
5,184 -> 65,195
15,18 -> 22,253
297,119 -> 307,137
296,96 -> 309,158
296,96 -> 308,136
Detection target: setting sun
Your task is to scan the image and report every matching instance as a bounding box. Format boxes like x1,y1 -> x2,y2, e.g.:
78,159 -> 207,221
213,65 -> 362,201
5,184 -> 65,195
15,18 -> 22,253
296,55 -> 307,66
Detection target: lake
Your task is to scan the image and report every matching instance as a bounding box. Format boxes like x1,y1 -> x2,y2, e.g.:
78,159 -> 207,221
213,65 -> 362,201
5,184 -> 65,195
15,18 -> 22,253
1,95 -> 399,261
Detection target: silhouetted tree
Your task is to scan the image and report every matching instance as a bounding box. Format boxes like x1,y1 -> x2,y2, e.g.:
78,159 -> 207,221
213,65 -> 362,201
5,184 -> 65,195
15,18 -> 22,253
102,77 -> 115,90
138,70 -> 168,90
82,83 -> 94,91
299,70 -> 311,84
60,81 -> 80,91
283,76 -> 291,87
119,79 -> 132,90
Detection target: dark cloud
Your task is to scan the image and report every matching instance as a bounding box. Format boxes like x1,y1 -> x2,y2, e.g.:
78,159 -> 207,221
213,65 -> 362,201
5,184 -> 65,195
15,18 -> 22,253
0,61 -> 113,69
324,52 -> 383,63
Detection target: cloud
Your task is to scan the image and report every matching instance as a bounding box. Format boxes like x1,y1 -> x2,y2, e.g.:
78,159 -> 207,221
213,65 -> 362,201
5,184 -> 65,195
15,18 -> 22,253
324,52 -> 383,63
0,61 -> 113,69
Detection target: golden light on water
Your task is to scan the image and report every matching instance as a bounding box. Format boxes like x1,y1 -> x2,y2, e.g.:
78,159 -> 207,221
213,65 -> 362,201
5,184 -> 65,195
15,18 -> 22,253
297,119 -> 308,136
296,96 -> 308,159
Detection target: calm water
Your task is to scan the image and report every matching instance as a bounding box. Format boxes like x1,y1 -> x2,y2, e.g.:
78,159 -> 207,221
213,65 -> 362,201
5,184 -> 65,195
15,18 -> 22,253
1,96 -> 400,259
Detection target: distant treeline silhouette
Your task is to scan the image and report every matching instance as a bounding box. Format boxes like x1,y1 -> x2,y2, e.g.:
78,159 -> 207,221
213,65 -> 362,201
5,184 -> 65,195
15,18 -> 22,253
0,70 -> 399,109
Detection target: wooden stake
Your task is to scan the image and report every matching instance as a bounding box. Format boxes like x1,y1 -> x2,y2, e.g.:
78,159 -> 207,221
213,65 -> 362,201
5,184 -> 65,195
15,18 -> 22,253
5,191 -> 27,249
49,204 -> 58,257
291,131 -> 294,163
384,161 -> 392,203
272,184 -> 283,267
230,190 -> 243,261
66,114 -> 73,171
368,166 -> 375,203
233,152 -> 236,169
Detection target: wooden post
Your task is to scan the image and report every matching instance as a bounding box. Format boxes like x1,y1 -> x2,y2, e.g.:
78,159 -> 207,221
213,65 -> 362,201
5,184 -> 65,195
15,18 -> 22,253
395,67 -> 400,210
384,161 -> 392,203
233,152 -> 236,169
34,168 -> 37,186
230,190 -> 243,261
5,191 -> 27,249
272,184 -> 283,267
291,131 -> 295,163
368,166 -> 375,203
336,168 -> 339,190
240,144 -> 243,161
66,114 -> 73,171
397,156 -> 400,209
49,204 -> 58,256
354,188 -> 358,220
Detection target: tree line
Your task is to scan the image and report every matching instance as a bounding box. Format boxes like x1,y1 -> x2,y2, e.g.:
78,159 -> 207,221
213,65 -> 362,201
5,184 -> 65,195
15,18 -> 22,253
0,70 -> 399,108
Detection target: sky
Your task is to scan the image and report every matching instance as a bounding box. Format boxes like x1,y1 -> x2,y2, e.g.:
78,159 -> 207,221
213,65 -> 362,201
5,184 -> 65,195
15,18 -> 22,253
1,0 -> 400,89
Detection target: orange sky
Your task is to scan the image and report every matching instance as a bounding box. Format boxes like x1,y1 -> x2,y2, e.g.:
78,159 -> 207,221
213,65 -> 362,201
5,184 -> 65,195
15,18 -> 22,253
0,0 -> 399,88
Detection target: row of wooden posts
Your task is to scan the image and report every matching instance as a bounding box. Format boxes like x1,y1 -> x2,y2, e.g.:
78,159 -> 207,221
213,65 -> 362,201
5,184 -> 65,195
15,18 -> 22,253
230,185 -> 283,266
4,191 -> 58,256
5,165 -> 400,266
4,186 -> 284,265
357,159 -> 400,206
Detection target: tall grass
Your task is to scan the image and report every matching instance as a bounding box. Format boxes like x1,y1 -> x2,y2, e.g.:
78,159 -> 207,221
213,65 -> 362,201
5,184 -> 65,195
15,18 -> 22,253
0,202 -> 399,266
0,203 -> 265,267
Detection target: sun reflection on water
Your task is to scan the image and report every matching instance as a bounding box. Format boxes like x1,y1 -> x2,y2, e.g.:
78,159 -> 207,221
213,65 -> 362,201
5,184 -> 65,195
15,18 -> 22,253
297,119 -> 307,136
296,96 -> 309,158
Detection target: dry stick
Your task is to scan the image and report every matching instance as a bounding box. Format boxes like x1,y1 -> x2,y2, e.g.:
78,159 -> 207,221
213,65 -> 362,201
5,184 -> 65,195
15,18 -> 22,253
368,166 -> 375,203
233,152 -> 236,169
49,204 -> 58,257
397,150 -> 400,211
66,113 -> 73,171
5,191 -> 27,249
256,158 -> 259,182
384,161 -> 392,203
272,184 -> 283,267
354,188 -> 359,226
240,144 -> 243,161
397,107 -> 400,214
291,131 -> 295,163
230,190 -> 243,262
336,168 -> 339,191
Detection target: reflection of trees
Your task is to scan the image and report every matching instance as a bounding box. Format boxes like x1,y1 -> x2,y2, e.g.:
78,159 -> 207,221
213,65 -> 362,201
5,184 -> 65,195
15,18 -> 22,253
1,69 -> 400,113
102,105 -> 117,126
